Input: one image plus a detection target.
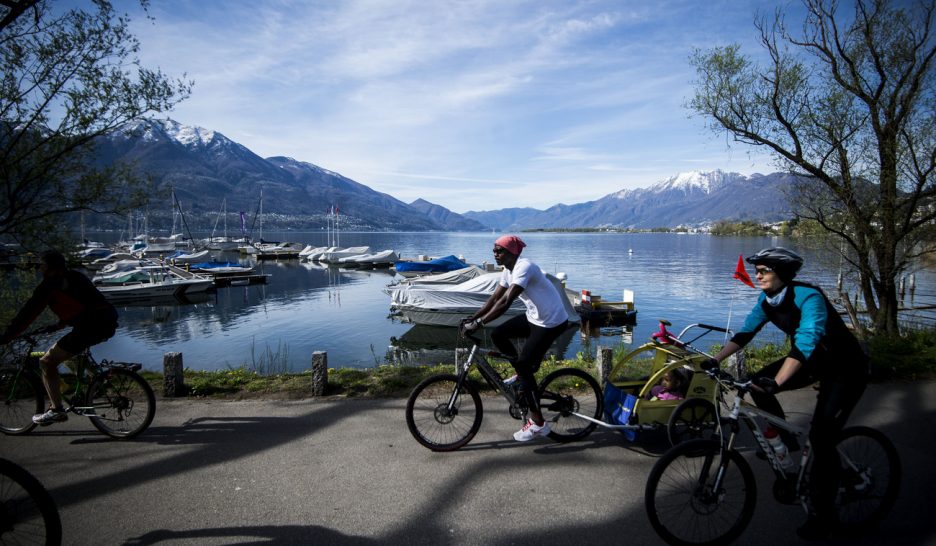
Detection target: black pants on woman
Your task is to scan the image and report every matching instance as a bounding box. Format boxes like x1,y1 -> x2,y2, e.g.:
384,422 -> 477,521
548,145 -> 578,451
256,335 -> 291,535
491,314 -> 568,412
751,357 -> 868,523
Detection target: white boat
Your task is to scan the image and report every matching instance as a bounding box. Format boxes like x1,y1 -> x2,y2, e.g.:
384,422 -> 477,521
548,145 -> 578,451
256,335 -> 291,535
129,232 -> 187,254
303,246 -> 339,262
166,249 -> 211,264
387,271 -> 580,327
338,249 -> 399,268
92,259 -> 154,283
318,246 -> 371,264
250,241 -> 304,260
78,247 -> 114,262
205,236 -> 242,251
94,263 -> 214,301
385,265 -> 486,292
203,198 -> 242,250
87,252 -> 137,270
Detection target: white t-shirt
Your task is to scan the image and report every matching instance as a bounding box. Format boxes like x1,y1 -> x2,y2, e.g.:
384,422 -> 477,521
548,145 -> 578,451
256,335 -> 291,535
499,257 -> 569,328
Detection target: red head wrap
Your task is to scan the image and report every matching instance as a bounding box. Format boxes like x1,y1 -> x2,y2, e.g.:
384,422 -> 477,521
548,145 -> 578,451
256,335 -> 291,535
494,235 -> 526,256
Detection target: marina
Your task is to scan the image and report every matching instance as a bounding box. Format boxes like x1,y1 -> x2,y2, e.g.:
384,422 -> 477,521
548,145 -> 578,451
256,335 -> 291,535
65,231 -> 933,373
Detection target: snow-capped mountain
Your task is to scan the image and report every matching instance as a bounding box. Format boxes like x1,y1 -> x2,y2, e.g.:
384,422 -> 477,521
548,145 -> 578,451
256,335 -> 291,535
89,118 -> 797,231
464,170 -> 796,230
93,119 -> 444,231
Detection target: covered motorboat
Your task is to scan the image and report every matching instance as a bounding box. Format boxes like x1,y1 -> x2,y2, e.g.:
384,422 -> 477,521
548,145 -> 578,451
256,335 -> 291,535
317,246 -> 371,264
338,249 -> 399,268
166,249 -> 211,264
393,255 -> 470,278
384,265 -> 486,295
188,261 -> 255,275
388,271 -> 580,327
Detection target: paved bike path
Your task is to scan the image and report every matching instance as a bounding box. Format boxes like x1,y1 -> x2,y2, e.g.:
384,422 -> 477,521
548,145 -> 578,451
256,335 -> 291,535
1,380 -> 933,545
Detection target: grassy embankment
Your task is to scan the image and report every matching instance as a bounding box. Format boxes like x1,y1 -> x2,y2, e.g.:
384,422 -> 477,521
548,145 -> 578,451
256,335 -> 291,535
142,328 -> 936,399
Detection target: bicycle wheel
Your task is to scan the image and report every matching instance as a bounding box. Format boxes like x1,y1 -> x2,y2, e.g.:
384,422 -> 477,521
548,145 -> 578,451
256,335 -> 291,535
667,398 -> 718,446
538,368 -> 602,443
645,439 -> 757,546
405,374 -> 483,452
833,426 -> 901,528
86,368 -> 156,439
0,368 -> 43,435
0,458 -> 63,546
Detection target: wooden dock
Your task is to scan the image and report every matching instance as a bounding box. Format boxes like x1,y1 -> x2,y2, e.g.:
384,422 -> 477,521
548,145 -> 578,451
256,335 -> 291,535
211,273 -> 271,287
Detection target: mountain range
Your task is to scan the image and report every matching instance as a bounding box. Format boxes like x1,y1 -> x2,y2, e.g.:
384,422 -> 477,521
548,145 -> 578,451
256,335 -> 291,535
463,171 -> 797,230
92,119 -> 797,232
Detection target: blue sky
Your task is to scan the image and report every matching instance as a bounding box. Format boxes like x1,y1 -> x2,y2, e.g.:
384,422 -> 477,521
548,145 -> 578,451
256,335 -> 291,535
127,0 -> 794,213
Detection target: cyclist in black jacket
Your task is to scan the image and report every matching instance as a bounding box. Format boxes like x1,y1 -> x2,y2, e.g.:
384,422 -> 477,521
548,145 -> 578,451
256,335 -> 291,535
704,247 -> 869,540
0,251 -> 118,425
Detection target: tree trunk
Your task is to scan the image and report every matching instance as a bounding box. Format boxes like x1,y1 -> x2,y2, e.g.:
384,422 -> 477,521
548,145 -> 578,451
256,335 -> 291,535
872,276 -> 901,335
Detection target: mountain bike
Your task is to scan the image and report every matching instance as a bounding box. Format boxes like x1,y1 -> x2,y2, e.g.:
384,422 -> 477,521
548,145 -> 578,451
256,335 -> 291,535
644,366 -> 901,545
405,331 -> 603,451
0,457 -> 62,545
0,331 -> 156,439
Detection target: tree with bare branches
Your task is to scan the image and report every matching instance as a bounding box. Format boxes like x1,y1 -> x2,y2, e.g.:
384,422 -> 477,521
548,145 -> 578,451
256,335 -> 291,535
689,0 -> 936,335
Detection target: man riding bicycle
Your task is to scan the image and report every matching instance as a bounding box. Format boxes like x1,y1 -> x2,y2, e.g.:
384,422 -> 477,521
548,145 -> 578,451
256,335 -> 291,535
704,247 -> 869,540
0,250 -> 118,425
461,235 -> 569,442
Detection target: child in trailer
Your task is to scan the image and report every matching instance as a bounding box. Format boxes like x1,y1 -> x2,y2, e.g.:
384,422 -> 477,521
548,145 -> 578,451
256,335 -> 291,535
648,367 -> 691,401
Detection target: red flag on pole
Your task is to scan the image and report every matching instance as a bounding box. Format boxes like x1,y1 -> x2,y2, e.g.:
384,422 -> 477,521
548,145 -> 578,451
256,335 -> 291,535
733,254 -> 756,288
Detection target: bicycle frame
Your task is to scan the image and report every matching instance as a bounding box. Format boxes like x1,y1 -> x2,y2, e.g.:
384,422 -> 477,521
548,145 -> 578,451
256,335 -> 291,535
453,342 -> 522,411
59,351 -> 103,417
5,334 -> 143,418
717,381 -> 811,479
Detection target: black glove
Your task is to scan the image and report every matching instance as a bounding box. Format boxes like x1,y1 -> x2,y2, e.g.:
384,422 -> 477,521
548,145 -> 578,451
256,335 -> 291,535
700,358 -> 719,370
754,377 -> 779,395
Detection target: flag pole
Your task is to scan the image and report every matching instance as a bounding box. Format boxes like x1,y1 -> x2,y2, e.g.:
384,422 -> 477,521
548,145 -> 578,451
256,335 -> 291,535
729,254 -> 756,344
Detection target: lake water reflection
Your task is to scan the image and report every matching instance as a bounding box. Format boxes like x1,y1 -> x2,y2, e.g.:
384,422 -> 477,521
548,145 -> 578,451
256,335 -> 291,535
91,232 -> 935,372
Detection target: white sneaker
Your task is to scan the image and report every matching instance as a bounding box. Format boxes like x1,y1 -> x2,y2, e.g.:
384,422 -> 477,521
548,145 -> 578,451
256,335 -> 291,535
32,408 -> 68,426
503,374 -> 519,386
513,419 -> 550,442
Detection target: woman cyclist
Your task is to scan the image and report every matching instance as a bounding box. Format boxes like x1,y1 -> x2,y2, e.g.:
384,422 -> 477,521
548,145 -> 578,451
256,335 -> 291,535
704,247 -> 869,540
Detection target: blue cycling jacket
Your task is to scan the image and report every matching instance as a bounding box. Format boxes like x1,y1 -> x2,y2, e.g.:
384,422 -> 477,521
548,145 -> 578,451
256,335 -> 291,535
730,281 -> 866,378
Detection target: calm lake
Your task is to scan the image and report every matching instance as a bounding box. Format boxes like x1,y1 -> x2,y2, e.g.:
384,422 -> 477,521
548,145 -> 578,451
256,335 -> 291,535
87,232 -> 935,372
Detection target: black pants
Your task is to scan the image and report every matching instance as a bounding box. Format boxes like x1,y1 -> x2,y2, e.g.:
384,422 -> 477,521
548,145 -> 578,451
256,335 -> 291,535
751,357 -> 868,521
491,314 -> 568,412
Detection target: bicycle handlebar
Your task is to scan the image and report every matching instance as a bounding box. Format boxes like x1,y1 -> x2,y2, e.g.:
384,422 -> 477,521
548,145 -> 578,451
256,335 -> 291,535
461,331 -> 483,346
704,367 -> 752,391
695,323 -> 729,334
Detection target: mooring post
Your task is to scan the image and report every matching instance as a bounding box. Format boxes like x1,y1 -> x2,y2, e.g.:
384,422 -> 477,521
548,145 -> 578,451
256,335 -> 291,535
163,352 -> 184,397
596,346 -> 613,384
311,351 -> 328,396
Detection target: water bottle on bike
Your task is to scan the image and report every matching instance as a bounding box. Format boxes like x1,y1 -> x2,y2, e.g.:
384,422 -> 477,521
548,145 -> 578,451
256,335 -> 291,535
764,425 -> 795,472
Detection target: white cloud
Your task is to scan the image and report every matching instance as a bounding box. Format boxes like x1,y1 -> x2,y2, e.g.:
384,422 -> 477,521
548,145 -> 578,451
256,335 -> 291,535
127,0 -> 785,213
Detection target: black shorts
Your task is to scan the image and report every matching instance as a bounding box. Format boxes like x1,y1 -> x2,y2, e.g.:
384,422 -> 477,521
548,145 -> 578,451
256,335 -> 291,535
57,314 -> 118,354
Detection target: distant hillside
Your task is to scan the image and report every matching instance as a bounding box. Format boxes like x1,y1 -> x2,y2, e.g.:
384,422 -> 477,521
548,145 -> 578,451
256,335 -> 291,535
92,119 -> 448,231
409,199 -> 487,231
463,171 -> 797,230
86,119 -> 799,233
